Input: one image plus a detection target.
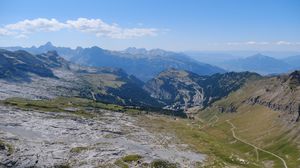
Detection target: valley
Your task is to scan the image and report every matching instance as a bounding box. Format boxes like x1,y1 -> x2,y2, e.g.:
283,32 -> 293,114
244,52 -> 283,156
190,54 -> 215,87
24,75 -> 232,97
0,49 -> 299,168
1,1 -> 300,167
1,95 -> 299,168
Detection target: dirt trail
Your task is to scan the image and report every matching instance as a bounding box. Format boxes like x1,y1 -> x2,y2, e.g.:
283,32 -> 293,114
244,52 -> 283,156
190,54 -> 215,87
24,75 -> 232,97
199,115 -> 219,129
226,120 -> 288,168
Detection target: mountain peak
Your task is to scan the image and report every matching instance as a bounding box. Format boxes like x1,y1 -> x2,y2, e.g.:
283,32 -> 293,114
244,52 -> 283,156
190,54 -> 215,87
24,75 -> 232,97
251,53 -> 267,58
44,42 -> 54,47
38,42 -> 55,50
124,47 -> 147,55
246,53 -> 275,61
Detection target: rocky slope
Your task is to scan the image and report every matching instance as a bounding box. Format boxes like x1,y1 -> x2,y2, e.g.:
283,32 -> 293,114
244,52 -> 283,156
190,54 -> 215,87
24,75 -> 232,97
206,70 -> 300,123
244,70 -> 300,122
76,67 -> 160,107
144,69 -> 205,110
193,70 -> 300,167
0,50 -> 59,80
0,99 -> 205,168
144,68 -> 261,110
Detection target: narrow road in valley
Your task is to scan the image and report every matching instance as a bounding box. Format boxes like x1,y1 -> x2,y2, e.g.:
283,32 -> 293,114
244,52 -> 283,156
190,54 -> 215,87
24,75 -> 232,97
91,91 -> 96,101
208,115 -> 219,127
226,120 -> 288,168
199,115 -> 219,129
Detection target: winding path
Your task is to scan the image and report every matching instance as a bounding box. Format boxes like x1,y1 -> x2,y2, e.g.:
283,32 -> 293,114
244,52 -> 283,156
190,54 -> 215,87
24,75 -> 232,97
199,115 -> 219,129
226,120 -> 288,168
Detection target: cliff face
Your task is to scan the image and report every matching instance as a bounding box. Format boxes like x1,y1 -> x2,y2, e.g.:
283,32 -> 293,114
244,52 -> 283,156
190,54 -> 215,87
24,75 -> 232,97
144,69 -> 206,110
244,71 -> 300,122
212,70 -> 300,123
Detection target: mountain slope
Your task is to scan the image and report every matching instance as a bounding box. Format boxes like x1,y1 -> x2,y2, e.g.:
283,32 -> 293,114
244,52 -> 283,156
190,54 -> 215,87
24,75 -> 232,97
143,68 -> 206,110
0,49 -> 65,80
205,70 -> 300,122
0,49 -> 160,107
195,70 -> 300,167
144,68 -> 261,110
76,67 -> 160,107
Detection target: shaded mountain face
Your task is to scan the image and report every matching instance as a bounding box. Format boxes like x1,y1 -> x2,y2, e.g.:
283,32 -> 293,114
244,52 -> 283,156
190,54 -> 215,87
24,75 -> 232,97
2,42 -> 78,60
220,54 -> 292,75
144,68 -> 261,110
2,43 -> 225,81
0,49 -> 66,80
0,49 -> 160,107
70,46 -> 225,81
76,67 -> 160,107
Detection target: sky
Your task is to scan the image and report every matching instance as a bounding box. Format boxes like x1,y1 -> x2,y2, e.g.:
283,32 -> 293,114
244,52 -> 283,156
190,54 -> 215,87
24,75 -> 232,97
0,0 -> 299,51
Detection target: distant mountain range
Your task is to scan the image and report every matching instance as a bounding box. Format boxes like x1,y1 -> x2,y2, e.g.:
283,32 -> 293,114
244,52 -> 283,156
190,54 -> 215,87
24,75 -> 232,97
188,51 -> 300,75
1,42 -> 225,81
219,53 -> 293,75
3,43 -> 299,77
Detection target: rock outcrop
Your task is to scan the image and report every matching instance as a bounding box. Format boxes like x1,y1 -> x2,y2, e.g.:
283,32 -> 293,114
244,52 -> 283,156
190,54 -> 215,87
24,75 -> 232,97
243,71 -> 300,122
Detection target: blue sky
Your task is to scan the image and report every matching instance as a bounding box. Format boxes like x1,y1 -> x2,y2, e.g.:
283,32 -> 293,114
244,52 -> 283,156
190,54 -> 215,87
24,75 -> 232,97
0,0 -> 299,51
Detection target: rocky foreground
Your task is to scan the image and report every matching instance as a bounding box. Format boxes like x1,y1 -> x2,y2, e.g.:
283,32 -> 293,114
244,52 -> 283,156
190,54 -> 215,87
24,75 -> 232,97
0,105 -> 205,168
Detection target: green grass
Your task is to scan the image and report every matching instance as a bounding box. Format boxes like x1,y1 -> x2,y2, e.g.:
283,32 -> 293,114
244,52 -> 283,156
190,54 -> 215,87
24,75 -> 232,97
262,135 -> 300,168
0,139 -> 14,155
122,154 -> 142,162
150,159 -> 178,168
81,73 -> 125,89
54,164 -> 71,168
114,154 -> 143,168
138,114 -> 271,168
0,97 -> 148,117
70,146 -> 90,153
196,98 -> 300,167
114,159 -> 129,168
